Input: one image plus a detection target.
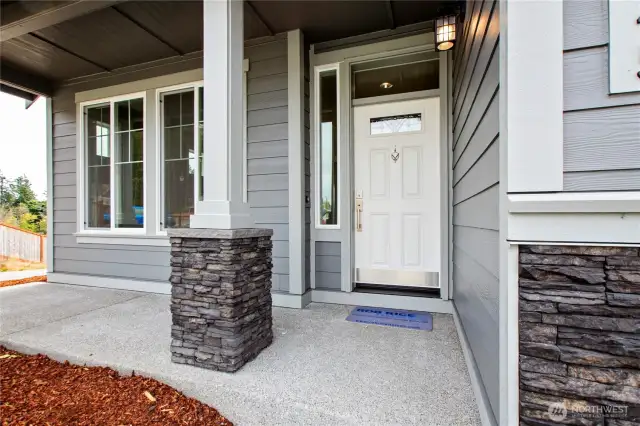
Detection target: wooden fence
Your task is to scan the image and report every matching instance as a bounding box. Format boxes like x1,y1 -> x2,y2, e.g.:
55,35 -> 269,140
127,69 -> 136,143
0,223 -> 46,263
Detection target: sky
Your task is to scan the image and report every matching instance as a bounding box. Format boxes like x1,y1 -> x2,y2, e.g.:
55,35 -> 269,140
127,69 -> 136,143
0,93 -> 47,199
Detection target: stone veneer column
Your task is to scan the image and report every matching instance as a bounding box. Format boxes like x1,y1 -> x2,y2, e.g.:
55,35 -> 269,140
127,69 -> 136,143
518,245 -> 640,425
167,228 -> 273,372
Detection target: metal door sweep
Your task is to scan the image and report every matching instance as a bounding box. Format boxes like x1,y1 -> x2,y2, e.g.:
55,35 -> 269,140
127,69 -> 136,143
346,306 -> 433,331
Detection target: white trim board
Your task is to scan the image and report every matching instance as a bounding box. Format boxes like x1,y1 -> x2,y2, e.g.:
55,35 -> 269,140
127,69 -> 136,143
452,306 -> 497,426
271,291 -> 312,309
508,192 -> 640,213
311,290 -> 453,314
46,97 -> 54,273
509,212 -> 640,244
504,0 -> 563,192
48,273 -> 171,294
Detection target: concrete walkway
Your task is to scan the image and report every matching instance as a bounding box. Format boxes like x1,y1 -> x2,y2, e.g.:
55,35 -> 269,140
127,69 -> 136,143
0,269 -> 46,281
0,283 -> 480,426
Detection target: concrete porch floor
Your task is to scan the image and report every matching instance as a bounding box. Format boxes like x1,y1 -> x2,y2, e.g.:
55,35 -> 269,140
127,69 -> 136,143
0,283 -> 480,425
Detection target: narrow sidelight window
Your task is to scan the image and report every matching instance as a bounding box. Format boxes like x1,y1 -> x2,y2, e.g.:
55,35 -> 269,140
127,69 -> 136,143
317,67 -> 339,227
85,104 -> 111,228
198,86 -> 204,201
162,90 -> 196,228
114,98 -> 144,228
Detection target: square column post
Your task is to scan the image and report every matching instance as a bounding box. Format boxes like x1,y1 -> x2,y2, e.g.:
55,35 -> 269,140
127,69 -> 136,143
191,0 -> 253,229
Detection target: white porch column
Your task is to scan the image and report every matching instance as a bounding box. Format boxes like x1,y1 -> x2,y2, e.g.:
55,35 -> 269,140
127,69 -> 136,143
191,0 -> 254,229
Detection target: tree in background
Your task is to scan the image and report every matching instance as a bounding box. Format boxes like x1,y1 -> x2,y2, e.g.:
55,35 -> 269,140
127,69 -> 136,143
0,170 -> 46,234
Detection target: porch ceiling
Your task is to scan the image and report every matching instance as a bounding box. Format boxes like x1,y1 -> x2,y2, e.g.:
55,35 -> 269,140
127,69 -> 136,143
0,0 -> 460,97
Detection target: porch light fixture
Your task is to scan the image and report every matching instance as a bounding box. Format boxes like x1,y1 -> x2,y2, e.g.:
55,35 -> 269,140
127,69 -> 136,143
380,82 -> 393,89
435,15 -> 457,51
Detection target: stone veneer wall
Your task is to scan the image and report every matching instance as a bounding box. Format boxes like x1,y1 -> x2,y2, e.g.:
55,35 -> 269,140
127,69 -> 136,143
518,245 -> 640,426
168,229 -> 273,372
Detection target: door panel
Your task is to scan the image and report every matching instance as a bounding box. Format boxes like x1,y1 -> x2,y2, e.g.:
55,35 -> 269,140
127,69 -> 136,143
354,98 -> 440,288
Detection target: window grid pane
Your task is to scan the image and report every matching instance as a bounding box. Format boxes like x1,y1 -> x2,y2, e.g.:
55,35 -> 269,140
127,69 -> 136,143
114,98 -> 144,229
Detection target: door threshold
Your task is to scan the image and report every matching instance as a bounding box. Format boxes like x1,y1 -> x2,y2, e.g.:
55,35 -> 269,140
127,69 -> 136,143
354,283 -> 441,298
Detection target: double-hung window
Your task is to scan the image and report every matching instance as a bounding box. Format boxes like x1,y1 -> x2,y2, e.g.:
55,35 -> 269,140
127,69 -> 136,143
83,94 -> 145,232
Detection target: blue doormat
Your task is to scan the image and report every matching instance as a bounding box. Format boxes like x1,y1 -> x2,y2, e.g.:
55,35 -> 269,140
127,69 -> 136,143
346,306 -> 433,330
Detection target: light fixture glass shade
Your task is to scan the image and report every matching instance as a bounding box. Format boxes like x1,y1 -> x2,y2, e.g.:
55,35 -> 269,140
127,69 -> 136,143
436,15 -> 456,51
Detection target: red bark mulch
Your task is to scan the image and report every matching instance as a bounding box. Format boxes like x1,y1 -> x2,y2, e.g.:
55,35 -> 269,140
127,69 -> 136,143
0,347 -> 233,425
0,276 -> 47,288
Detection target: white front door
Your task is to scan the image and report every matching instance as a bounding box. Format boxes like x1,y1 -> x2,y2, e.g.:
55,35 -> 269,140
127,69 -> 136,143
354,98 -> 440,288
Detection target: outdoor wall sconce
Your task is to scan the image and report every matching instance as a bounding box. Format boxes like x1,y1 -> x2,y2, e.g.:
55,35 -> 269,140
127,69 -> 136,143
435,15 -> 457,51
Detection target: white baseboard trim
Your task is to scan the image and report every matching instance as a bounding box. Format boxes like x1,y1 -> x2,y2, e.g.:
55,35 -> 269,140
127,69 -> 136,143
311,289 -> 453,314
271,291 -> 312,309
452,305 -> 497,426
47,273 -> 171,295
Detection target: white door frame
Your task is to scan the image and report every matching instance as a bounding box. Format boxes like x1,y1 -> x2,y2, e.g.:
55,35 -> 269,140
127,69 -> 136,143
311,33 -> 452,301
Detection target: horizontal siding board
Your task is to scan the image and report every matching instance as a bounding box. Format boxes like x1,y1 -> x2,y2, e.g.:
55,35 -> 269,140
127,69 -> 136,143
245,39 -> 287,62
247,90 -> 287,111
453,226 -> 499,279
272,240 -> 289,258
253,223 -> 289,241
53,210 -> 76,223
316,241 -> 341,256
53,197 -> 75,211
54,186 -> 76,198
564,47 -> 640,112
452,185 -> 499,231
272,273 -> 290,292
272,257 -> 289,275
563,0 -> 608,50
53,147 -> 75,162
564,169 -> 640,191
315,255 -> 341,273
248,73 -> 288,95
454,52 -> 499,151
53,110 -> 75,125
564,105 -> 640,172
53,159 -> 76,174
315,271 -> 341,289
247,140 -> 287,159
247,157 -> 288,175
54,173 -> 76,186
53,122 -> 76,138
54,235 -> 169,252
54,134 -> 76,149
247,123 -> 288,143
56,247 -> 169,266
247,174 -> 288,191
247,107 -> 288,127
53,222 -> 76,235
247,57 -> 287,79
248,190 -> 288,207
251,207 -> 288,224
453,95 -> 499,181
54,259 -> 170,281
453,141 -> 499,205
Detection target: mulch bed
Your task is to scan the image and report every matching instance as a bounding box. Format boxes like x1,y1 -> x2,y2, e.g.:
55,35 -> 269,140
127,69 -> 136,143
0,347 -> 233,425
0,276 -> 47,288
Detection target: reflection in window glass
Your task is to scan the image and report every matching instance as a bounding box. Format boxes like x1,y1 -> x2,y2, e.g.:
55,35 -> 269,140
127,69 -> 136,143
86,104 -> 110,228
370,113 -> 422,135
198,87 -> 204,201
163,90 -> 195,228
319,70 -> 338,225
114,99 -> 144,228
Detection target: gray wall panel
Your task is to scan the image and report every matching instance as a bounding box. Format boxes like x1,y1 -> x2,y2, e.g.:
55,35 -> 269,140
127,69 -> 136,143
51,36 -> 292,291
562,6 -> 640,191
451,0 -> 500,421
315,241 -> 341,289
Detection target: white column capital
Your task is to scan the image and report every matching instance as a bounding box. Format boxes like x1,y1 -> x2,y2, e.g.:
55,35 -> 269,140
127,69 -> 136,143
192,0 -> 254,229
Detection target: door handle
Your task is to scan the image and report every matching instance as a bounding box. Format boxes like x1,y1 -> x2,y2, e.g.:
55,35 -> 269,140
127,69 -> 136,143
356,199 -> 363,232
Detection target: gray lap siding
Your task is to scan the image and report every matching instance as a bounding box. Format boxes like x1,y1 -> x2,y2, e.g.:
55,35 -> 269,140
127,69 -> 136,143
52,35 -> 292,290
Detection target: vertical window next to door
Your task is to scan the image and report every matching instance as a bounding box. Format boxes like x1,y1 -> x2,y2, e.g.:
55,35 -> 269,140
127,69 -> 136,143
318,69 -> 338,226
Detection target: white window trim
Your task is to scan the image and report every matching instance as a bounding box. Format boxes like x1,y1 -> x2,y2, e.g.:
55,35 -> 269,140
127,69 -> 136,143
155,80 -> 204,235
76,91 -> 148,239
314,62 -> 341,230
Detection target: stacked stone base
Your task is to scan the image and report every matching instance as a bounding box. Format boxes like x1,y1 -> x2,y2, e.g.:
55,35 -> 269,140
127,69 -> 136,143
168,229 -> 273,372
518,245 -> 640,426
